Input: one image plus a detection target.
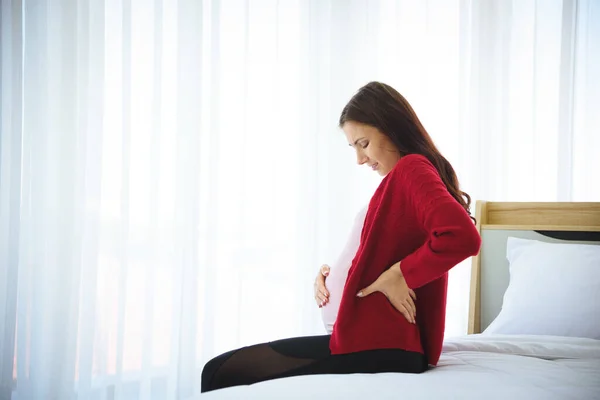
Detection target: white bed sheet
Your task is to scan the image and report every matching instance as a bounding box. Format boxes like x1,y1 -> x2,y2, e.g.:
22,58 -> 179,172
194,334 -> 600,400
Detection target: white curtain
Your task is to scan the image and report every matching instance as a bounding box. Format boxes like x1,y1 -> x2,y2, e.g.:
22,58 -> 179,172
1,0 -> 598,398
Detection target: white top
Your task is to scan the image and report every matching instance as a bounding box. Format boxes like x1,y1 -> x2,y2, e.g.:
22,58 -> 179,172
320,205 -> 368,334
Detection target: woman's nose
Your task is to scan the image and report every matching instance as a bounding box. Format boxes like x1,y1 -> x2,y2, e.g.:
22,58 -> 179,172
356,152 -> 368,165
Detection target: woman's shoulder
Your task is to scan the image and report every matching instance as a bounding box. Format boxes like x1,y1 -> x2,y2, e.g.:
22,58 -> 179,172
372,154 -> 439,202
390,153 -> 436,178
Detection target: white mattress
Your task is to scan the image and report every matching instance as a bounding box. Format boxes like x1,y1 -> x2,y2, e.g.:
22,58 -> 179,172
194,334 -> 600,400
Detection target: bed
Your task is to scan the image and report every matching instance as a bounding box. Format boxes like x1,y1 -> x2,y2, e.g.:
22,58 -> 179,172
196,201 -> 600,400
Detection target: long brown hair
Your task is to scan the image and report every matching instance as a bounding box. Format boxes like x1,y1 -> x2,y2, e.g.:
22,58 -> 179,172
339,81 -> 473,221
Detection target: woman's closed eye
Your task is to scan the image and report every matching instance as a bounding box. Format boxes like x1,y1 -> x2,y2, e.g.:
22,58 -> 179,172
360,141 -> 369,149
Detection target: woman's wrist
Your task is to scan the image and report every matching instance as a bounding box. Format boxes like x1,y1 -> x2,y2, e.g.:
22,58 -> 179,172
391,261 -> 403,276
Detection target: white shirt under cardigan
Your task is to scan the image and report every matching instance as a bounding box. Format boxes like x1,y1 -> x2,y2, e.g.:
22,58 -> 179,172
321,205 -> 368,334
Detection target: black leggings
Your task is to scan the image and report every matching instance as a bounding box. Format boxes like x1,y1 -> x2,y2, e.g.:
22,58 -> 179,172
201,334 -> 428,392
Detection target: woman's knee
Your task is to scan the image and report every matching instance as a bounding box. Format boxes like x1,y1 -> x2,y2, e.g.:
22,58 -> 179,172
200,349 -> 238,393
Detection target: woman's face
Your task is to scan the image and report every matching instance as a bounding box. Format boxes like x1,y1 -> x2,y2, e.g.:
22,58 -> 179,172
342,121 -> 401,176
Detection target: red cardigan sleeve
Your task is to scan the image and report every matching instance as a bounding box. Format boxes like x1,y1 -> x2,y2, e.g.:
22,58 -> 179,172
397,155 -> 481,289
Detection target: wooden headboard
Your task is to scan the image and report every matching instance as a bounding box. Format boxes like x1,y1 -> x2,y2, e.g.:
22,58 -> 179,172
467,201 -> 600,334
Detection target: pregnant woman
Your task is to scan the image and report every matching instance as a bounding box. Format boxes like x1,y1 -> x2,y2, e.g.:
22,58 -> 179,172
201,81 -> 481,393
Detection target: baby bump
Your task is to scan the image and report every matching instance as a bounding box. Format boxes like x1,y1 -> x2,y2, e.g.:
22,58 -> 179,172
320,261 -> 349,334
320,205 -> 368,334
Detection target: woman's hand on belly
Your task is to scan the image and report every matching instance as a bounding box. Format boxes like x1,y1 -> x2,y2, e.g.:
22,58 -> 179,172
356,262 -> 417,324
314,264 -> 330,307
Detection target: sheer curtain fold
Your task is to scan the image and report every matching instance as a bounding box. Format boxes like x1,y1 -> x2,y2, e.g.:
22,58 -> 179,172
573,0 -> 600,200
173,1 -> 203,398
0,1 -> 23,398
1,0 -> 599,399
76,0 -> 105,397
557,0 -> 578,201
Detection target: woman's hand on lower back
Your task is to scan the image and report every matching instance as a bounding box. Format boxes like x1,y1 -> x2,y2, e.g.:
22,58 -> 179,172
314,264 -> 330,308
356,262 -> 417,324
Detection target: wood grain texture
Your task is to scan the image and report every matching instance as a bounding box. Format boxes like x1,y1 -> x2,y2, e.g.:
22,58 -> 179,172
485,202 -> 600,227
482,224 -> 600,231
468,201 -> 487,335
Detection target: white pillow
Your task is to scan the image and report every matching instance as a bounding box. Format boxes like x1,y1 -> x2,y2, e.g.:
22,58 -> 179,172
483,236 -> 600,339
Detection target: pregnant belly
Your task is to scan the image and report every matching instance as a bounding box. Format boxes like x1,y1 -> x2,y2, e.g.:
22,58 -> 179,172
320,205 -> 368,334
320,261 -> 350,334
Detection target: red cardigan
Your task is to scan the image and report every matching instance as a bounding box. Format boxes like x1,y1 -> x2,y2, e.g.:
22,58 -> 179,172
329,154 -> 481,366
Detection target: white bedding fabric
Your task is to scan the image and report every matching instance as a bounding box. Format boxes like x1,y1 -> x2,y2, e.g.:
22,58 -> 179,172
195,334 -> 600,400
